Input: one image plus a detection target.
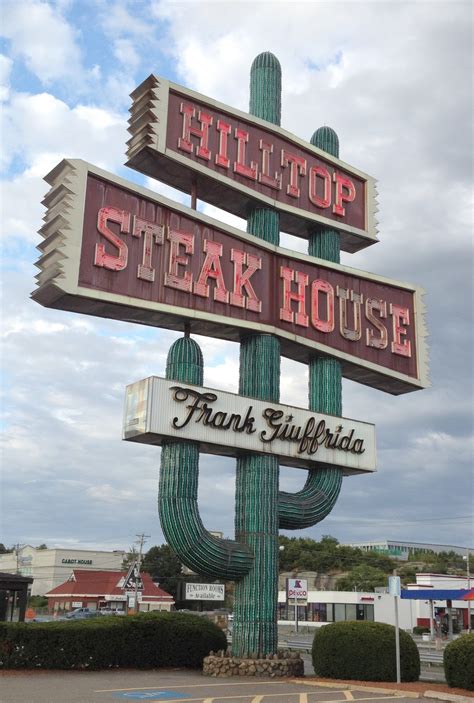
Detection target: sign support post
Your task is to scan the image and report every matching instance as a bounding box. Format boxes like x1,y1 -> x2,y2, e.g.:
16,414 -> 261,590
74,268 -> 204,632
389,574 -> 401,683
295,593 -> 298,633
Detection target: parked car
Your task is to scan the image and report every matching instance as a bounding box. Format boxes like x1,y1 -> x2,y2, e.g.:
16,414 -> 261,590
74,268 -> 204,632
98,607 -> 125,616
67,611 -> 101,620
65,608 -> 102,620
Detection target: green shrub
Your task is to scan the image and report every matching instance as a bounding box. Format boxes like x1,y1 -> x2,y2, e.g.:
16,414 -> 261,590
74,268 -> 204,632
444,634 -> 474,691
0,612 -> 226,670
311,621 -> 420,682
413,626 -> 430,635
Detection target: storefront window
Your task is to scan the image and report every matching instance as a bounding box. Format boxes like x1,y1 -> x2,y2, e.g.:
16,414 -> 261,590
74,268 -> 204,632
310,603 -> 327,622
345,604 -> 357,621
334,604 -> 346,621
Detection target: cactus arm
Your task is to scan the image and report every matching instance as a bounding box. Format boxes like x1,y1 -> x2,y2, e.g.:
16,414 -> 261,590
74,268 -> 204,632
278,126 -> 344,530
158,335 -> 253,580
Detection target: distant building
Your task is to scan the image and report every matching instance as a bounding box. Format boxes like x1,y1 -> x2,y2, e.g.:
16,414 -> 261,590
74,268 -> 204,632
0,546 -> 125,596
277,573 -> 472,631
342,540 -> 471,562
45,569 -> 174,614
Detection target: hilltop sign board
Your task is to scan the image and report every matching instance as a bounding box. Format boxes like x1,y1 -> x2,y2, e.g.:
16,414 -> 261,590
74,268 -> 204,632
32,159 -> 428,395
126,75 -> 378,254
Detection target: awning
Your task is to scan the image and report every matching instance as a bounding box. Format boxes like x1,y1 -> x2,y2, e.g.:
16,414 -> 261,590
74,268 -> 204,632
400,589 -> 471,600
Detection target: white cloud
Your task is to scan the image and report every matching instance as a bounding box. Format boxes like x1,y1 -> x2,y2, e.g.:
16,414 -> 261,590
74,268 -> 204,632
113,38 -> 141,72
2,91 -> 126,172
0,90 -> 130,243
0,0 -> 472,552
1,0 -> 83,85
0,54 -> 13,101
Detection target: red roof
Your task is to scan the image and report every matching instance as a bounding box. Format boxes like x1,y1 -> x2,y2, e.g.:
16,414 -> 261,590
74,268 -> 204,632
46,570 -> 173,601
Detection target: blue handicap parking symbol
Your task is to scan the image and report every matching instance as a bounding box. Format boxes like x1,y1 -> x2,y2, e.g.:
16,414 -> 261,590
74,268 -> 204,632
113,691 -> 192,700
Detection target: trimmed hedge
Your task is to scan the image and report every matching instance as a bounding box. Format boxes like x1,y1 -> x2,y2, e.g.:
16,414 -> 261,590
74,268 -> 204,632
0,612 -> 227,670
444,634 -> 474,691
311,621 -> 420,682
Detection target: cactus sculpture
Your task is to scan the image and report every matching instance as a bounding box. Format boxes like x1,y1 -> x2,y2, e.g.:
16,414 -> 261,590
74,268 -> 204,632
158,53 -> 344,659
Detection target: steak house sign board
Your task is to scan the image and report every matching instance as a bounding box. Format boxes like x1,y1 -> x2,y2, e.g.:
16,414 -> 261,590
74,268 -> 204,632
126,75 -> 378,253
123,377 -> 376,475
33,160 -> 428,395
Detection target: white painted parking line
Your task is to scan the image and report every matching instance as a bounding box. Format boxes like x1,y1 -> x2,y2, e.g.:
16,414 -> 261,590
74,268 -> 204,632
96,683 -> 289,693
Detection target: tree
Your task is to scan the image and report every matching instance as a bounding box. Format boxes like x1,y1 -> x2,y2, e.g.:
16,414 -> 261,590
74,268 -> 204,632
121,546 -> 139,570
0,544 -> 11,554
141,544 -> 183,597
37,544 -> 48,550
336,565 -> 388,592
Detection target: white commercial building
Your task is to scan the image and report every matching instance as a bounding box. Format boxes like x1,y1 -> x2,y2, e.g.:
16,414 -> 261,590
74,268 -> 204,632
277,573 -> 472,631
0,546 -> 125,596
278,588 -> 415,629
342,540 -> 471,562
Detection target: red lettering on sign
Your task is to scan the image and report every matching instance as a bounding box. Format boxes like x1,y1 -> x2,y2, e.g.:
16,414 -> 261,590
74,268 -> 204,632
234,128 -> 258,181
390,304 -> 412,357
230,249 -> 262,312
132,217 -> 164,282
333,173 -> 356,217
309,166 -> 331,209
366,298 -> 388,349
280,266 -> 309,327
338,287 -> 363,341
178,102 -> 213,161
94,207 -> 130,271
164,228 -> 194,292
215,119 -> 231,169
194,239 -> 229,303
281,150 -> 307,198
311,279 -> 335,333
80,182 -> 417,389
258,140 -> 281,190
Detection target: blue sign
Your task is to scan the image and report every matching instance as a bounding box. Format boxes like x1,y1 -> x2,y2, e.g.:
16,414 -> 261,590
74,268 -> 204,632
113,692 -> 192,700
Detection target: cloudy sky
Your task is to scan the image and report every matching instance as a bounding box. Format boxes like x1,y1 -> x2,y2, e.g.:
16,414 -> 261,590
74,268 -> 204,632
1,0 -> 472,558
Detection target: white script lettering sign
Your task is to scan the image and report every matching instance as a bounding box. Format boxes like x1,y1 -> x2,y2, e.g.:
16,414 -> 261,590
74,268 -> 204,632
123,377 -> 376,475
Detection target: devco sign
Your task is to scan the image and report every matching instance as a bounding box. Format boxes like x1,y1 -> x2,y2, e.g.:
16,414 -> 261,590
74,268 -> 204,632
287,578 -> 308,604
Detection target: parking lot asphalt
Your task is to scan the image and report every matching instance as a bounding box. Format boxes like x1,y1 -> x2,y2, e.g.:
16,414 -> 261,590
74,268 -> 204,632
0,669 -> 448,703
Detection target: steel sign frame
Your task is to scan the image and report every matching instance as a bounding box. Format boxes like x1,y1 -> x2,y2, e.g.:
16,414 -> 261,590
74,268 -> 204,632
126,75 -> 379,254
32,159 -> 429,395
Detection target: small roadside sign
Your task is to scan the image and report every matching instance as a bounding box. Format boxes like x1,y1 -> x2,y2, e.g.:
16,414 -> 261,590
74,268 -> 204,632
388,576 -> 401,597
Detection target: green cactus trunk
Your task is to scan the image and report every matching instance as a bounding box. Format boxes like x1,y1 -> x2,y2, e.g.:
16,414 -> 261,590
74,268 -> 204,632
232,52 -> 281,658
157,55 -> 346,662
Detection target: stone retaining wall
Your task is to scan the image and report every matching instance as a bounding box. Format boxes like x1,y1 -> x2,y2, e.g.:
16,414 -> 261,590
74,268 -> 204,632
203,650 -> 304,677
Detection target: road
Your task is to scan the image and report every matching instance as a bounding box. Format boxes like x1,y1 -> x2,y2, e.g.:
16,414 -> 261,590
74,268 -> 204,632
0,669 -> 440,703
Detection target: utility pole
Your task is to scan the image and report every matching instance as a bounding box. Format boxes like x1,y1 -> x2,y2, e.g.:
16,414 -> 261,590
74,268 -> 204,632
466,550 -> 471,634
133,533 -> 150,614
13,544 -> 23,574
